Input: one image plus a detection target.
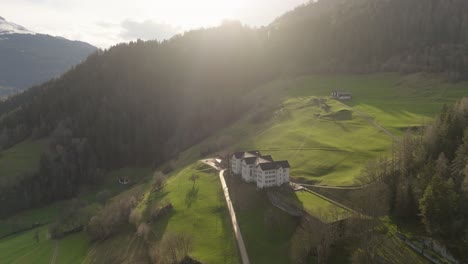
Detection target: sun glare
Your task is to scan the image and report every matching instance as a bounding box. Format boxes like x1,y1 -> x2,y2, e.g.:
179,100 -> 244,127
145,0 -> 244,28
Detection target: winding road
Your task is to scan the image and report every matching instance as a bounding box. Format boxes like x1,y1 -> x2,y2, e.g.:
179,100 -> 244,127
201,160 -> 250,264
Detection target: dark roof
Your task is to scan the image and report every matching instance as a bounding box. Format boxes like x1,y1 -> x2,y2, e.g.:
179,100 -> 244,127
257,160 -> 291,170
242,157 -> 257,165
246,150 -> 261,156
232,150 -> 261,159
259,155 -> 273,162
233,152 -> 244,158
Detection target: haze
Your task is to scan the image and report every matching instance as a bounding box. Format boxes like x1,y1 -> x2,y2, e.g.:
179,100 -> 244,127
2,0 -> 308,48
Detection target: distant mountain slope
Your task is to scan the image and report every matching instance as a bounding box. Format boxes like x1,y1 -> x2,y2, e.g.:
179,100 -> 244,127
0,16 -> 97,97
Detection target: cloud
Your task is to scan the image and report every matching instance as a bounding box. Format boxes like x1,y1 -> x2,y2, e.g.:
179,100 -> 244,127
120,20 -> 181,41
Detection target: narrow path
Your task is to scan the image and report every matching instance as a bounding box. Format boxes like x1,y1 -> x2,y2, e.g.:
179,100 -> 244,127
200,160 -> 250,264
50,240 -> 58,264
219,170 -> 250,264
335,100 -> 400,142
296,182 -> 371,190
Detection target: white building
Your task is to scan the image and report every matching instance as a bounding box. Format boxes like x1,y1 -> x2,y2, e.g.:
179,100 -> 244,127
231,150 -> 261,175
255,161 -> 290,189
230,151 -> 290,189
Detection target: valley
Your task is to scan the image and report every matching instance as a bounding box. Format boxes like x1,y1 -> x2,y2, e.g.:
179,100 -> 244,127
0,73 -> 464,263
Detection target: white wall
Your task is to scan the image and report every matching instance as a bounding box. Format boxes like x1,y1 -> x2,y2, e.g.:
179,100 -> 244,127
231,156 -> 242,174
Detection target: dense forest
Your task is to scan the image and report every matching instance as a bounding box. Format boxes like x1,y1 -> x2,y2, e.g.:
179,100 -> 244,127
362,98 -> 468,257
1,0 -> 468,216
268,0 -> 468,80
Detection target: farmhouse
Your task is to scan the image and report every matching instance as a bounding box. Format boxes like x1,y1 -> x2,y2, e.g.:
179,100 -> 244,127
331,90 -> 352,100
230,151 -> 290,189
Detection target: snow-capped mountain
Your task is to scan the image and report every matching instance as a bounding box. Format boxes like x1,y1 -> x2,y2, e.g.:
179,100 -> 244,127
0,16 -> 35,35
0,16 -> 97,98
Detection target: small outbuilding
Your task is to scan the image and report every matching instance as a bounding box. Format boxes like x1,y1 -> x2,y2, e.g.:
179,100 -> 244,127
331,91 -> 352,100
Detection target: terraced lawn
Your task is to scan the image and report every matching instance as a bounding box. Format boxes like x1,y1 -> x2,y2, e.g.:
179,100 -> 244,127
295,190 -> 352,223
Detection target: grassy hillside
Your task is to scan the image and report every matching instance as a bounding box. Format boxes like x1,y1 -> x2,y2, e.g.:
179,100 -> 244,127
0,73 -> 464,263
0,167 -> 150,264
148,163 -> 239,263
285,74 -> 467,134
179,73 -> 466,186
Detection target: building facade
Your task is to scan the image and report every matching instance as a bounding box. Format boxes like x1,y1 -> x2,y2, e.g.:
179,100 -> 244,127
230,151 -> 290,189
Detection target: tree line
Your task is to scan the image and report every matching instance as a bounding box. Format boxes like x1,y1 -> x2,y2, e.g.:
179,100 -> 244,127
362,98 -> 467,258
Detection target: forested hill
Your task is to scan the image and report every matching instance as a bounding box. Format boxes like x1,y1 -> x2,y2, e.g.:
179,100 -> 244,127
0,24 -> 268,216
1,0 -> 468,215
266,0 -> 468,79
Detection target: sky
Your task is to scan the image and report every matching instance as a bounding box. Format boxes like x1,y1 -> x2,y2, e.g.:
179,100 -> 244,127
1,0 -> 309,48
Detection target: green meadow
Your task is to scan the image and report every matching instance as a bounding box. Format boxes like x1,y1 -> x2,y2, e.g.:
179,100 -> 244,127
0,73 -> 465,263
0,226 -> 90,264
185,73 -> 466,186
229,180 -> 298,264
148,163 -> 239,264
295,190 -> 351,223
285,73 -> 467,135
0,167 -> 150,263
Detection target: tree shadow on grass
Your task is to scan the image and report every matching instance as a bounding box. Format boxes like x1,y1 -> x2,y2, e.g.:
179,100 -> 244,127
185,186 -> 199,208
150,209 -> 175,241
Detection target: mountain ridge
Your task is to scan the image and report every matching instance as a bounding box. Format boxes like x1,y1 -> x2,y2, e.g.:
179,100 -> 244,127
0,16 -> 35,35
0,16 -> 97,97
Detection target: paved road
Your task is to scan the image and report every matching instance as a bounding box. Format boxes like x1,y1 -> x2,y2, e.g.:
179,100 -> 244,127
219,170 -> 250,264
201,160 -> 250,264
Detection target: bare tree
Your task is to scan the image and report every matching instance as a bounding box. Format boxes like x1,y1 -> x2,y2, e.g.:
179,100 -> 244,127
189,174 -> 200,188
33,229 -> 40,243
153,171 -> 165,192
136,222 -> 151,242
157,232 -> 193,264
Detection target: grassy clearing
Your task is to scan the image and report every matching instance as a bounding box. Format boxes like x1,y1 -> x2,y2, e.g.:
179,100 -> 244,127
295,190 -> 351,223
0,202 -> 62,238
55,232 -> 91,264
285,73 -> 467,135
225,175 -> 298,264
79,167 -> 152,203
0,227 -> 53,264
0,227 -> 91,264
148,162 -> 239,264
0,139 -> 46,181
